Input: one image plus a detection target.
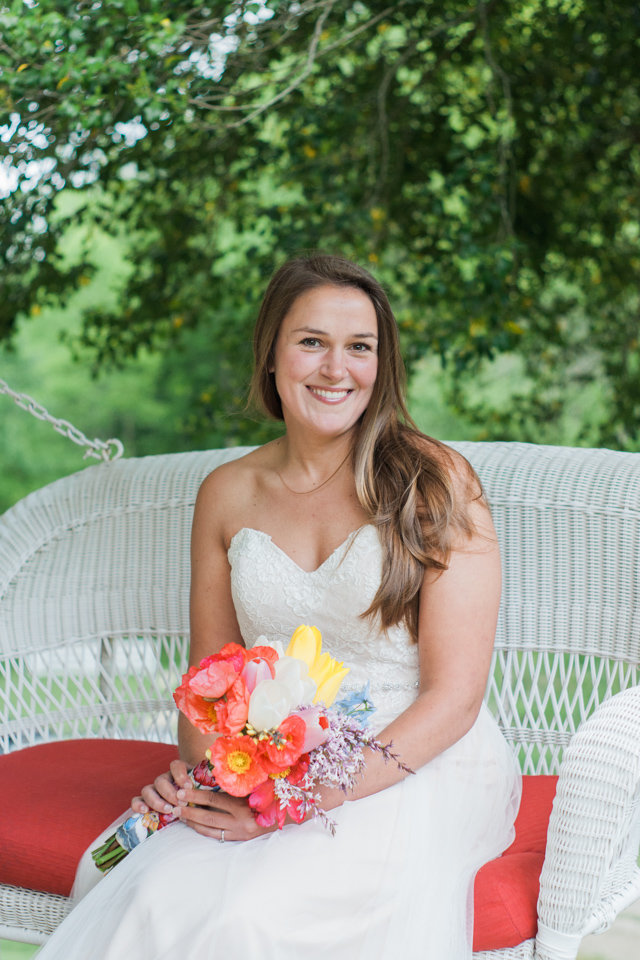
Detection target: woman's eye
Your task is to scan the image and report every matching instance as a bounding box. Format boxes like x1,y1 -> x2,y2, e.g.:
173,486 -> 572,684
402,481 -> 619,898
350,342 -> 371,352
300,337 -> 321,347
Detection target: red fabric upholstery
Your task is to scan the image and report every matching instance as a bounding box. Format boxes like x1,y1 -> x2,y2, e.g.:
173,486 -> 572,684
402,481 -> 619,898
473,775 -> 558,950
0,739 -> 178,897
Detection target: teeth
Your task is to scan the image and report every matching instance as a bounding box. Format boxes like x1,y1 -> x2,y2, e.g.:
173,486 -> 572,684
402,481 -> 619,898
310,388 -> 350,400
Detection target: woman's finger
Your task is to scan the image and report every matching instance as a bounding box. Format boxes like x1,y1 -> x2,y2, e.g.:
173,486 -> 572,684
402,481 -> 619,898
140,781 -> 177,814
176,801 -> 231,833
188,821 -> 233,841
176,783 -> 225,809
168,758 -> 191,788
153,770 -> 183,803
176,795 -> 268,841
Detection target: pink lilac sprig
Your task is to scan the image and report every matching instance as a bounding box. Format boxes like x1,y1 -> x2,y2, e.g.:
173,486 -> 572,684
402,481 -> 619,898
361,733 -> 414,776
271,778 -> 338,835
308,711 -> 414,791
307,712 -> 372,793
271,711 -> 415,835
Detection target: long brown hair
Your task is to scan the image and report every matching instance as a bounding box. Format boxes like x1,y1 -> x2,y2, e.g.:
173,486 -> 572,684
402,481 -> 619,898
249,253 -> 479,642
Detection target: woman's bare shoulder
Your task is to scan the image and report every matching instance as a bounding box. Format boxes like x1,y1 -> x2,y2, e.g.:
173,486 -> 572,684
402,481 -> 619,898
197,447 -> 259,498
194,443 -> 279,522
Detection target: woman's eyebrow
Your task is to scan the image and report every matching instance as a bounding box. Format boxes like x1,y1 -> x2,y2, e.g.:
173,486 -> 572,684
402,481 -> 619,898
291,326 -> 378,339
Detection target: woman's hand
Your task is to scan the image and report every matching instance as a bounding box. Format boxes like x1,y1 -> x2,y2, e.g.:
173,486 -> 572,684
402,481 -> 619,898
172,782 -> 276,842
131,759 -> 192,817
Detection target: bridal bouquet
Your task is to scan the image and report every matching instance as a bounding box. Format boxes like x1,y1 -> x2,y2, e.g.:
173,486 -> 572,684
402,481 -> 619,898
92,625 -> 408,874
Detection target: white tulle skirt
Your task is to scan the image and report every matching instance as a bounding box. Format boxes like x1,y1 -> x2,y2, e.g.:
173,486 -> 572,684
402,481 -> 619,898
36,706 -> 521,960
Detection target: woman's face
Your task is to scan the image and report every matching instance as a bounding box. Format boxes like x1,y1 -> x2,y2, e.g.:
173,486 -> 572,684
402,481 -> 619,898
271,284 -> 379,439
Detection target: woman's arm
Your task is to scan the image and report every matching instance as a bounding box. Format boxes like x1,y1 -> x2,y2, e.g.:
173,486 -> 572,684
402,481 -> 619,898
133,467 -> 248,813
134,466 -> 284,839
181,468 -> 247,764
333,492 -> 501,803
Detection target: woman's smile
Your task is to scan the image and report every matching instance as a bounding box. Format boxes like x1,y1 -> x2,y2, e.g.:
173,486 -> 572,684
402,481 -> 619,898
306,386 -> 353,403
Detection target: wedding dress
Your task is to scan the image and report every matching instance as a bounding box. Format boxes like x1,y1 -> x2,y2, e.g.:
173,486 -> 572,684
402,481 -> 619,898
37,524 -> 521,960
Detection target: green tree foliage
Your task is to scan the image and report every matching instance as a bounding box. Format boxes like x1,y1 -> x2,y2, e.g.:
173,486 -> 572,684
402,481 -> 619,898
1,0 -> 639,446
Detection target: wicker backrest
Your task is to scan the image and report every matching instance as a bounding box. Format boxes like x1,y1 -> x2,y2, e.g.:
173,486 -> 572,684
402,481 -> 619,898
456,442 -> 640,774
0,448 -> 248,752
1,442 -> 639,774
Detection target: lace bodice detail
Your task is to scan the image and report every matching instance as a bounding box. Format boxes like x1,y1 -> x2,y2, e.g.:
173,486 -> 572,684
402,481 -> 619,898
228,525 -> 419,732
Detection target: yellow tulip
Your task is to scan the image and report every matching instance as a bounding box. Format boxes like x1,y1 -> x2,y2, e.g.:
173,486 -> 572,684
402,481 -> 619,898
286,625 -> 350,706
308,651 -> 333,686
314,663 -> 350,707
286,625 -> 321,668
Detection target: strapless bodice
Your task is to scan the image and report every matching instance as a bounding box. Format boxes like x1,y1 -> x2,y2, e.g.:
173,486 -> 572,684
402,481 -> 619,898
228,525 -> 419,732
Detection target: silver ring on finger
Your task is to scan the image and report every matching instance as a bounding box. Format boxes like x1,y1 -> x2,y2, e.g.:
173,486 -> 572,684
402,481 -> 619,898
218,828 -> 225,844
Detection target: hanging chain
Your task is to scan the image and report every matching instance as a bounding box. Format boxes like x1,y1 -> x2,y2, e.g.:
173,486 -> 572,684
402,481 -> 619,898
0,378 -> 124,462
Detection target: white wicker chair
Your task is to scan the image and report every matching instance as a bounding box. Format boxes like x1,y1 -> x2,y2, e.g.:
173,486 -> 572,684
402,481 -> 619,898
1,441 -> 639,958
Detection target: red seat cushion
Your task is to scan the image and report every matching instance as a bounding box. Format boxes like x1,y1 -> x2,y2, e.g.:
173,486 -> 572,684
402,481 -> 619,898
2,741 -> 555,949
0,739 -> 178,897
473,774 -> 558,950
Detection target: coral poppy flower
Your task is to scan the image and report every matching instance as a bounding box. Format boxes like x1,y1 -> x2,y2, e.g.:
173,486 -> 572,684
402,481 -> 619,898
174,646 -> 250,734
212,677 -> 250,735
173,663 -> 200,705
248,754 -> 311,828
194,644 -> 247,674
209,735 -> 268,796
173,666 -> 227,734
248,778 -> 286,829
282,755 -> 312,823
283,797 -> 306,824
246,645 -> 279,667
188,659 -> 238,699
173,666 -> 218,730
216,643 -> 248,671
259,715 -> 306,774
288,754 -> 310,785
175,692 -> 221,733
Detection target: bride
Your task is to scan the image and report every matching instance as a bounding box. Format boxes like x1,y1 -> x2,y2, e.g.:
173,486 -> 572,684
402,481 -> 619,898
37,253 -> 521,959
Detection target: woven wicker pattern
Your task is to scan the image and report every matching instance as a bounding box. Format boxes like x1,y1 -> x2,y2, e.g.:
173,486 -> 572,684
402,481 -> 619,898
1,441 -> 639,958
475,943 -> 535,960
0,448 -> 249,752
0,886 -> 72,945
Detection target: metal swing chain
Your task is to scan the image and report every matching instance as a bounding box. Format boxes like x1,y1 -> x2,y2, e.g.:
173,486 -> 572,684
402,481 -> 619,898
0,377 -> 124,462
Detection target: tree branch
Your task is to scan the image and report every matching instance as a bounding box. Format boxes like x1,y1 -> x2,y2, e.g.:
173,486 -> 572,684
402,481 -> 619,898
478,0 -> 516,239
225,0 -> 339,129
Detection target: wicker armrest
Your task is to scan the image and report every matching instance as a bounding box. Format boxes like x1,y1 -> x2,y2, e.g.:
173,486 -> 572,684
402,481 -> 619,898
535,685 -> 640,960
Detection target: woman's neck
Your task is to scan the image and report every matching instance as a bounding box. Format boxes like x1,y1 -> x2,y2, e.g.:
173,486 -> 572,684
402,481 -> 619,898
273,430 -> 356,494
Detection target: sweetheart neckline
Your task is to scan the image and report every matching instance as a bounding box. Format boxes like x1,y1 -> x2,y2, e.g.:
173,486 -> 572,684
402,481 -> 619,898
229,524 -> 376,575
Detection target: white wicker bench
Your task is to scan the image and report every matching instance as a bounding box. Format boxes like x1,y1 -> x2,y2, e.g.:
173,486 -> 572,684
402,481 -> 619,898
1,442 -> 639,959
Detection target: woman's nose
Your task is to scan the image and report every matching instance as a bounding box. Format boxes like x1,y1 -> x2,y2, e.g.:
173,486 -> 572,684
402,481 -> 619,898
321,348 -> 346,380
